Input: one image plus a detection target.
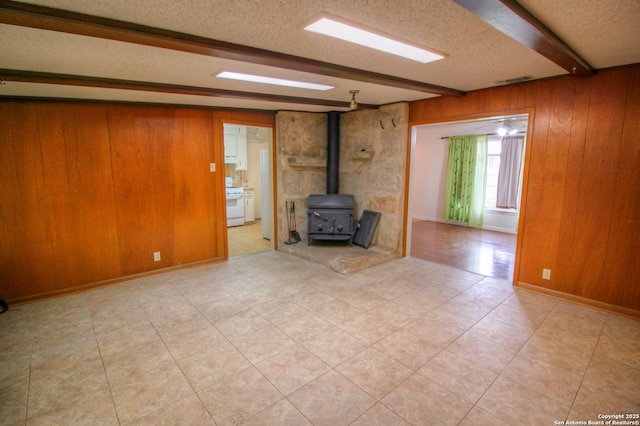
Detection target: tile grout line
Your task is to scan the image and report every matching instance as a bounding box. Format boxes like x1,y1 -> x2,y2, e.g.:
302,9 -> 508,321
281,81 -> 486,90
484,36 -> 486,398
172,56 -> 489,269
563,311 -> 609,423
91,311 -> 122,425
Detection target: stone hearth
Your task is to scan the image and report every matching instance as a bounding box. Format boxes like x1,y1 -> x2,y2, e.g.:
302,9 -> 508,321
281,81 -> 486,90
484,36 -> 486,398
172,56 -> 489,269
276,103 -> 409,255
279,243 -> 399,275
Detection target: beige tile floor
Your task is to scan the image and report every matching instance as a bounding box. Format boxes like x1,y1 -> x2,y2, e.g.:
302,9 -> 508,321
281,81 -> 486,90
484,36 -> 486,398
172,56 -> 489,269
228,220 -> 271,258
1,251 -> 639,425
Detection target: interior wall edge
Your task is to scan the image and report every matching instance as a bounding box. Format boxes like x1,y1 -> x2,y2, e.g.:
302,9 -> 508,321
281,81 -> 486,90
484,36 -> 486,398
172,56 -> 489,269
516,281 -> 640,320
6,256 -> 226,306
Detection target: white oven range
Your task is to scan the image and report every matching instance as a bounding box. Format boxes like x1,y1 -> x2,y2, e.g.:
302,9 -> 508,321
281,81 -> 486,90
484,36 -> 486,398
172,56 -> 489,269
226,186 -> 245,227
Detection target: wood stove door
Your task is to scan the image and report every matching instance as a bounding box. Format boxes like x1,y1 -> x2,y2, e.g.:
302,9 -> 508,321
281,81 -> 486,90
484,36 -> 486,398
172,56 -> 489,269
308,209 -> 354,243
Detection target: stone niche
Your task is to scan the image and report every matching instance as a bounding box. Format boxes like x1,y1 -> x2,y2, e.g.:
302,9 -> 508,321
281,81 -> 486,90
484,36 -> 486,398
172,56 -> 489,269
276,103 -> 409,265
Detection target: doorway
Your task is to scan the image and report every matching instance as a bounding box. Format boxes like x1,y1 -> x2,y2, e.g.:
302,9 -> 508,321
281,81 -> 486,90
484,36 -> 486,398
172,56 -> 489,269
224,123 -> 274,257
407,114 -> 529,281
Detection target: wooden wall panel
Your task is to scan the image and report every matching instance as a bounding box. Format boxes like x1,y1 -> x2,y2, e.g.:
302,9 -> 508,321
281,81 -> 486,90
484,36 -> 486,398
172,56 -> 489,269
1,101 -> 275,302
108,107 -> 157,275
0,104 -> 53,299
517,182 -> 545,281
409,65 -> 640,313
518,78 -> 576,287
171,110 -> 217,265
562,71 -> 628,302
554,76 -> 592,294
462,86 -> 510,115
409,96 -> 466,122
603,66 -> 640,308
107,106 -> 219,275
213,110 -> 276,126
0,103 -> 120,300
42,105 -> 121,288
516,78 -> 551,282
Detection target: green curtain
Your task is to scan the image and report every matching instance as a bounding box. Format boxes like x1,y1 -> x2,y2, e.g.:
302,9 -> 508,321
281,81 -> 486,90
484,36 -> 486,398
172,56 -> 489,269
444,135 -> 481,224
469,135 -> 487,227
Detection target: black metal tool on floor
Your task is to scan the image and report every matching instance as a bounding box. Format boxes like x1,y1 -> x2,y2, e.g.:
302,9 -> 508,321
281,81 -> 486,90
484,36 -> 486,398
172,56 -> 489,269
285,200 -> 301,244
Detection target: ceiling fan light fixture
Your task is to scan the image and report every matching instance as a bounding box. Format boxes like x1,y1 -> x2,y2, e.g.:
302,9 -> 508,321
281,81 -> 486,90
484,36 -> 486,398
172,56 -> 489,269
216,71 -> 334,91
349,89 -> 359,110
304,17 -> 445,64
497,120 -> 520,136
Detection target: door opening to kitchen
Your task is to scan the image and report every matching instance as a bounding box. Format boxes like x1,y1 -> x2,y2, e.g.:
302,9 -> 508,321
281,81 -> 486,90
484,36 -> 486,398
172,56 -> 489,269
224,123 -> 274,257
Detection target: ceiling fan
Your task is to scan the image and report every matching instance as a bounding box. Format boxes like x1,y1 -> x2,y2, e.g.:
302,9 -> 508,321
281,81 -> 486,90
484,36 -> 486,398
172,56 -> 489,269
477,118 -> 527,136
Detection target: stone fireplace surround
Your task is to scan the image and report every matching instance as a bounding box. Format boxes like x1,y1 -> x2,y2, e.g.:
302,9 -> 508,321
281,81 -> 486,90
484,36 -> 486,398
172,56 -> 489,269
276,103 -> 409,273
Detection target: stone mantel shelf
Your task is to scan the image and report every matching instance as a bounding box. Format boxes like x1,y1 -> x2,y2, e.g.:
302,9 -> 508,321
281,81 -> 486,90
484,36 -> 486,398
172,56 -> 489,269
284,157 -> 326,170
352,151 -> 375,160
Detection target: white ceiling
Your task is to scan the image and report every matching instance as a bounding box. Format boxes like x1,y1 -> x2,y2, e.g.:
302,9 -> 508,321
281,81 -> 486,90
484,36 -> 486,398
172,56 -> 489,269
1,0 -> 638,112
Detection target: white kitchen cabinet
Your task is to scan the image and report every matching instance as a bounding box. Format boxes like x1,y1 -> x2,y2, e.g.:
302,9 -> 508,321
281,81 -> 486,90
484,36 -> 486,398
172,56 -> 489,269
223,124 -> 247,170
244,189 -> 255,222
224,136 -> 237,157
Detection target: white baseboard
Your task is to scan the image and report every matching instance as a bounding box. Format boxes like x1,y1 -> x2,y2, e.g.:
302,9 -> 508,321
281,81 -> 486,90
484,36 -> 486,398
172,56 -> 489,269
481,225 -> 517,234
411,217 -> 517,234
411,215 -> 436,221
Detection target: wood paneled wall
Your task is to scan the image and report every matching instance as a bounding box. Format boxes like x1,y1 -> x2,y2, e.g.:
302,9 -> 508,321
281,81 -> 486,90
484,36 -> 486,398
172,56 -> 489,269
0,101 -> 274,302
409,65 -> 640,314
107,106 -> 219,276
0,103 -> 121,301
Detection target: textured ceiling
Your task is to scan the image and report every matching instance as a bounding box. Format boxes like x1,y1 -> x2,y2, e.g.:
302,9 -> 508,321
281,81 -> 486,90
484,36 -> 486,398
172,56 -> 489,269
0,0 -> 638,112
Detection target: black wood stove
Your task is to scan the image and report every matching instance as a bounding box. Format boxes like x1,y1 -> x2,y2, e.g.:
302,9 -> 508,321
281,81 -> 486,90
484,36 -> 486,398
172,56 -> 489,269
303,112 -> 381,248
307,194 -> 355,245
305,111 -> 357,246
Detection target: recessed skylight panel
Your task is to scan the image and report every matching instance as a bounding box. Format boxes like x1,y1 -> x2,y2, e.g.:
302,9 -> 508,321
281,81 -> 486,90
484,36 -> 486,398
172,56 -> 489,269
304,17 -> 445,64
216,71 -> 333,91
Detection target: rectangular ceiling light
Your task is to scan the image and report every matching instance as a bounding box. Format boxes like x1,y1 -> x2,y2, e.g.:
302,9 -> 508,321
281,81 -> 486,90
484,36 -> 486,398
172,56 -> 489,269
216,71 -> 333,91
304,17 -> 445,64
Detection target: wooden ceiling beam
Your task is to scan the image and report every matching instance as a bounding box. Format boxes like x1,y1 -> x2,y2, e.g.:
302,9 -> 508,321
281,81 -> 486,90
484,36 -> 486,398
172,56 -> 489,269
0,68 -> 379,109
454,0 -> 593,76
0,0 -> 465,97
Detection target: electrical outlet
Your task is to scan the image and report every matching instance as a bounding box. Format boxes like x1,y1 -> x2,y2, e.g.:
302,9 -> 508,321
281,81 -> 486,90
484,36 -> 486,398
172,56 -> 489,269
153,251 -> 161,262
210,163 -> 216,172
542,268 -> 551,280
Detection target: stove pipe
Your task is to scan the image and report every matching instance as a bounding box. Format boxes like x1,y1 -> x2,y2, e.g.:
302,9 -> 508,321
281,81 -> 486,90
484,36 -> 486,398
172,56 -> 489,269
326,111 -> 340,194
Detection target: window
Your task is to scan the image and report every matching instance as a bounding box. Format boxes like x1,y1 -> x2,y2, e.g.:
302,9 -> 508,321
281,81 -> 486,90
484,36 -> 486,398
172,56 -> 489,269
484,135 -> 524,210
